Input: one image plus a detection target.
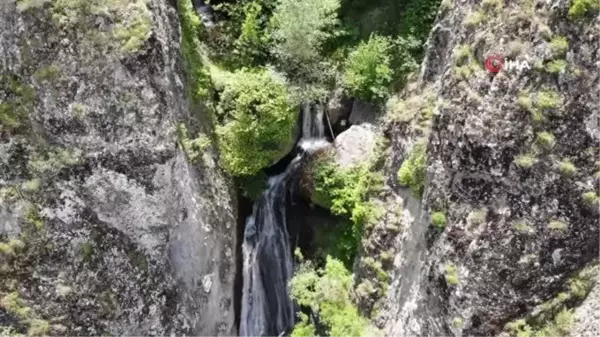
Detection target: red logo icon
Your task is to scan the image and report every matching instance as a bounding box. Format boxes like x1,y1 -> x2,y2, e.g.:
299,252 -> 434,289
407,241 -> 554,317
485,54 -> 504,73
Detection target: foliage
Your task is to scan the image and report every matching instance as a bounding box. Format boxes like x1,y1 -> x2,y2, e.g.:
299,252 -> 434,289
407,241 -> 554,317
271,0 -> 341,67
515,154 -> 536,168
546,60 -> 568,74
343,35 -> 393,102
558,159 -> 577,176
232,2 -> 272,66
51,0 -> 152,53
289,256 -> 374,336
178,0 -> 212,103
397,140 -> 427,197
431,212 -> 447,229
536,132 -> 556,149
547,220 -> 567,232
549,36 -> 569,57
445,264 -> 459,285
0,75 -> 35,136
215,69 -> 296,176
464,10 -> 485,27
178,124 -> 211,163
568,0 -> 599,18
312,158 -> 383,264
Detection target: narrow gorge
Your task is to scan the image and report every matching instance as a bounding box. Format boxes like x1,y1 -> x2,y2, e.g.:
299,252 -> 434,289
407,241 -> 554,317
1,0 -> 599,336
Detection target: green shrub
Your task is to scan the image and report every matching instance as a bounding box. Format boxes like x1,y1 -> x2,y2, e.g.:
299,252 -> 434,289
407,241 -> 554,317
546,59 -> 568,74
467,208 -> 487,227
515,154 -> 536,169
445,264 -> 459,285
548,220 -> 567,232
344,35 -> 393,102
289,257 -> 374,336
558,159 -> 577,176
216,69 -> 296,176
232,2 -> 271,66
464,10 -> 485,27
397,140 -> 427,197
517,92 -> 533,111
454,44 -> 472,65
27,319 -> 51,337
271,0 -> 340,69
582,191 -> 599,205
453,317 -> 464,327
569,0 -> 599,18
178,124 -> 211,163
312,158 -> 383,264
178,0 -> 212,103
482,0 -> 502,12
513,222 -> 534,234
536,131 -> 556,149
1,292 -> 31,319
549,36 -> 569,57
0,242 -> 15,256
536,90 -> 562,110
431,212 -> 446,229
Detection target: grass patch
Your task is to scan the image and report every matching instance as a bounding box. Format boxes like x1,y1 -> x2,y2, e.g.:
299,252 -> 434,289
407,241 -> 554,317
548,220 -> 567,232
558,159 -> 577,176
445,264 -> 459,285
515,154 -> 536,169
546,59 -> 568,74
569,0 -> 600,19
397,140 -> 427,197
549,36 -> 569,57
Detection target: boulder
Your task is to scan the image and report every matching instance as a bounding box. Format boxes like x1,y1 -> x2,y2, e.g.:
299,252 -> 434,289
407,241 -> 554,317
333,124 -> 377,169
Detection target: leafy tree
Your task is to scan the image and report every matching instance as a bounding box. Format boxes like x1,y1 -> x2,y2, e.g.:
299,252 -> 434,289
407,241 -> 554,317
290,256 -> 375,337
343,35 -> 393,102
215,68 -> 296,176
271,0 -> 341,69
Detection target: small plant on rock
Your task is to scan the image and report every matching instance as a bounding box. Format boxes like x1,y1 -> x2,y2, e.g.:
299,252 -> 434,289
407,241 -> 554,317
558,159 -> 577,177
548,220 -> 567,232
431,212 -> 447,229
445,264 -> 459,285
549,36 -> 569,57
515,154 -> 536,169
536,131 -> 556,149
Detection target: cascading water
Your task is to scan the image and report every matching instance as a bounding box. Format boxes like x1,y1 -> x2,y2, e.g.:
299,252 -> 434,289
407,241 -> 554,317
240,103 -> 327,336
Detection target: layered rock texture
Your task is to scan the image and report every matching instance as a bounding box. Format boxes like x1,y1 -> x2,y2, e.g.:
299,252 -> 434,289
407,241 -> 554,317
0,0 -> 237,335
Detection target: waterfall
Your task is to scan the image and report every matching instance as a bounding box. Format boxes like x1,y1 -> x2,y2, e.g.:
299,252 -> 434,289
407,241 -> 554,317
240,103 -> 327,337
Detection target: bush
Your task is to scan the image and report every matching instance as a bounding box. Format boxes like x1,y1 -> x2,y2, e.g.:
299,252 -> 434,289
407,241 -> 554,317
431,212 -> 446,229
311,158 -> 383,264
549,36 -> 569,57
558,159 -> 577,176
397,140 -> 427,197
582,191 -> 599,205
289,257 -> 374,336
216,69 -> 296,176
537,90 -> 562,110
546,59 -> 568,74
343,35 -> 393,102
271,0 -> 340,65
232,2 -> 272,66
569,0 -> 599,18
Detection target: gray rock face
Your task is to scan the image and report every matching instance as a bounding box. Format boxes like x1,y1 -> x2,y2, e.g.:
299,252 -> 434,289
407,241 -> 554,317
349,99 -> 379,125
369,1 -> 600,337
327,87 -> 352,125
0,0 -> 237,335
571,277 -> 600,337
334,124 -> 377,169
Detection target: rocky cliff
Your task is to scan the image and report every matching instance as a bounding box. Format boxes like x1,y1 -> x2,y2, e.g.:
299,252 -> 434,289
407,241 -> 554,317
347,0 -> 600,336
0,0 -> 237,335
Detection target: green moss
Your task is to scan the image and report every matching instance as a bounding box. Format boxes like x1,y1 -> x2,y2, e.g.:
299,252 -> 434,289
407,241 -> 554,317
397,140 -> 427,197
16,0 -> 48,12
464,10 -> 485,27
0,75 -> 35,135
27,319 -> 51,337
0,243 -> 15,256
52,0 -> 151,53
546,59 -> 568,74
33,65 -> 61,82
25,207 -> 44,231
568,0 -> 599,19
537,90 -> 562,110
582,191 -> 599,205
538,24 -> 552,40
536,131 -> 556,149
548,220 -> 567,232
445,264 -> 459,285
517,92 -> 534,111
482,0 -> 502,12
129,250 -> 148,272
549,36 -> 569,57
515,154 -> 536,169
454,44 -> 472,65
453,317 -> 464,328
513,222 -> 534,234
178,124 -> 211,163
1,292 -> 32,319
558,159 -> 577,176
453,65 -> 473,80
8,239 -> 25,252
28,147 -> 81,178
21,179 -> 41,192
81,242 -> 93,262
431,212 -> 446,229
